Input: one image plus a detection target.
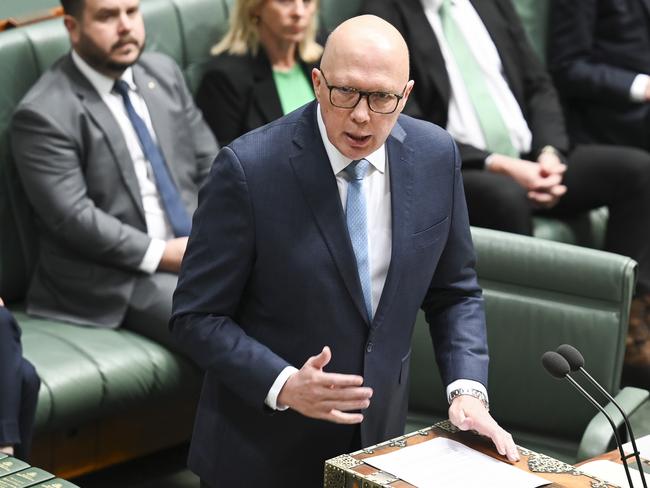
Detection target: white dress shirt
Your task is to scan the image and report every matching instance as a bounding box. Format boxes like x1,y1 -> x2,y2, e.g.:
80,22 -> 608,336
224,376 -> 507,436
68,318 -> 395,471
420,0 -> 532,157
265,104 -> 487,410
631,74 -> 650,102
71,50 -> 170,273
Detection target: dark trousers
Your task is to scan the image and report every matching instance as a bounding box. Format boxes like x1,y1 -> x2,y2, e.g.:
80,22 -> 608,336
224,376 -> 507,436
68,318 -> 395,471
199,426 -> 361,488
463,144 -> 650,293
0,307 -> 40,461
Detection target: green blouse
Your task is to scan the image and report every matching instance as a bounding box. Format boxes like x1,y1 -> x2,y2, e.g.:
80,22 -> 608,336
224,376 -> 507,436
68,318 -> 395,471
273,63 -> 315,115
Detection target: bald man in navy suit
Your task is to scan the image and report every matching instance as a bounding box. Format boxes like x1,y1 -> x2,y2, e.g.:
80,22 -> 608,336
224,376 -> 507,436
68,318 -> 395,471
171,15 -> 518,488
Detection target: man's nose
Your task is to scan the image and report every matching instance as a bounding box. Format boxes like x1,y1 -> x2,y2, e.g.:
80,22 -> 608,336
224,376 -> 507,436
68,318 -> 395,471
117,12 -> 132,32
350,96 -> 371,123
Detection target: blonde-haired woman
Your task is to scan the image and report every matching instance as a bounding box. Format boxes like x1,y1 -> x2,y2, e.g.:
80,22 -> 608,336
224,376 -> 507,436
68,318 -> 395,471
196,0 -> 322,145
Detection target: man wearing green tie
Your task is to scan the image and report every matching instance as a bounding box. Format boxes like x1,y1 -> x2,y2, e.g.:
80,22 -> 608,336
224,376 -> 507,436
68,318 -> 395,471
364,0 -> 650,385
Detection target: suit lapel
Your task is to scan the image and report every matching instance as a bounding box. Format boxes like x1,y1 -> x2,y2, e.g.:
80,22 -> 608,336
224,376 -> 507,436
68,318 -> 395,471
251,50 -> 284,124
371,122 -> 413,329
64,56 -> 146,224
404,0 -> 451,103
133,65 -> 183,190
289,103 -> 370,324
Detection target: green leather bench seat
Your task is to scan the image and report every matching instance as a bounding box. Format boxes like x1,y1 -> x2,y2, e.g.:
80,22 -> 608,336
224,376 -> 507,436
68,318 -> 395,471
408,227 -> 645,464
17,311 -> 199,432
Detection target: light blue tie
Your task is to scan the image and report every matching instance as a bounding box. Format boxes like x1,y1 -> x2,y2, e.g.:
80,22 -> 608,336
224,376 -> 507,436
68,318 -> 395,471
345,159 -> 373,321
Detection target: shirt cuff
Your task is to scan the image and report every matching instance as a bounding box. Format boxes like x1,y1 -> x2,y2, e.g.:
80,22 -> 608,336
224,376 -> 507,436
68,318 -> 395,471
265,366 -> 299,410
138,238 -> 166,274
446,379 -> 488,404
630,74 -> 650,102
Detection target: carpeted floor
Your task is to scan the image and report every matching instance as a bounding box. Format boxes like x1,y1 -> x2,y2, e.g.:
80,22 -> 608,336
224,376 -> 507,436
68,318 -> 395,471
70,444 -> 198,488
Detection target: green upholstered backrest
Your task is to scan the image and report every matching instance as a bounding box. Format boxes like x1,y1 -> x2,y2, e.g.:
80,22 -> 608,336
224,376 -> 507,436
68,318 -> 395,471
0,0 -> 59,20
408,227 -> 635,461
511,0 -> 551,64
319,0 -> 363,31
0,0 -> 230,302
172,0 -> 231,94
0,27 -> 46,300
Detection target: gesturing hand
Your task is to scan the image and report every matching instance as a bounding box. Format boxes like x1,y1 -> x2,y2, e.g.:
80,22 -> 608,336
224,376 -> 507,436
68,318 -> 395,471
449,395 -> 520,463
277,346 -> 373,424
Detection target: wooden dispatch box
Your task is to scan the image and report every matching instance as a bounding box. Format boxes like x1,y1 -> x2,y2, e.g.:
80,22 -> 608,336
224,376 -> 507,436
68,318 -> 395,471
324,420 -> 617,488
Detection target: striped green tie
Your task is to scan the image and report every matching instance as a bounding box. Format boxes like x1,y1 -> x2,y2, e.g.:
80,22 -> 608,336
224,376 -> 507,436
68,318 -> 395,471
439,0 -> 519,157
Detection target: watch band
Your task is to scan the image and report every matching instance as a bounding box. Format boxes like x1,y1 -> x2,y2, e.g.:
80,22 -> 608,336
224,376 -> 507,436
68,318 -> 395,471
448,387 -> 490,411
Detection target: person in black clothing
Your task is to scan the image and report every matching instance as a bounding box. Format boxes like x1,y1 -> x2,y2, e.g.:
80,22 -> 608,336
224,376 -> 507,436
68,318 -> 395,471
0,298 -> 40,460
196,0 -> 322,145
548,0 -> 650,151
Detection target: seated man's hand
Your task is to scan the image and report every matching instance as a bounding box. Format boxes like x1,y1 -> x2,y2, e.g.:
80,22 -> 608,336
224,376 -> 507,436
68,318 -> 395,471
449,395 -> 520,463
488,154 -> 566,208
278,346 -> 373,424
158,237 -> 189,273
0,296 -> 4,307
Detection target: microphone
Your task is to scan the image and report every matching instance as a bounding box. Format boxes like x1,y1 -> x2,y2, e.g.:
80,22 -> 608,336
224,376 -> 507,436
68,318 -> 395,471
541,351 -> 637,488
556,344 -> 648,488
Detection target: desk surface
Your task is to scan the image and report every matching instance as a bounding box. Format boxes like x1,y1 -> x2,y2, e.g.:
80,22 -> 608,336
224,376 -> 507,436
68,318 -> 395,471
325,421 -> 617,487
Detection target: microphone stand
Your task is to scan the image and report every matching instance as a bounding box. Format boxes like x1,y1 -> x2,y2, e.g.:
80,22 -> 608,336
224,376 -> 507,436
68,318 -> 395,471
564,374 -> 637,488
575,367 -> 648,488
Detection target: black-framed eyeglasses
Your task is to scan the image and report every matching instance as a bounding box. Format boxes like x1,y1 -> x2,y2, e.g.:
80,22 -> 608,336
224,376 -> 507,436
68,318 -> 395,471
320,71 -> 406,115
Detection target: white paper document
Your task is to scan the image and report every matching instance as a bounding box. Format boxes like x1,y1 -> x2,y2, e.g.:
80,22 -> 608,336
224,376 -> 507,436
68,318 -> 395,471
363,437 -> 551,488
579,459 -> 648,488
623,434 -> 650,459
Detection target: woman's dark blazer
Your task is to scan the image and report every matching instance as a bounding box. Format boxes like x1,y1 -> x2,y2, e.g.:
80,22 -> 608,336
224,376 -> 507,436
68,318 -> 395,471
196,48 -> 318,145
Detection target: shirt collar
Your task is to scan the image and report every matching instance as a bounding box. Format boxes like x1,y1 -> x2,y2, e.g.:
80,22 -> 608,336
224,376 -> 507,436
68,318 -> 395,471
316,103 -> 386,177
421,0 -> 447,11
71,49 -> 137,96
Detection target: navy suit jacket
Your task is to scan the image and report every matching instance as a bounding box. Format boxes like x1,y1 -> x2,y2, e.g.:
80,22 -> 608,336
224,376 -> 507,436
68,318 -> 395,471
170,101 -> 488,487
548,0 -> 650,150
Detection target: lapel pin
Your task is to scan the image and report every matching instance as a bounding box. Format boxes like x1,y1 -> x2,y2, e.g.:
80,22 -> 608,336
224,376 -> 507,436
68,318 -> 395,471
148,81 -> 156,89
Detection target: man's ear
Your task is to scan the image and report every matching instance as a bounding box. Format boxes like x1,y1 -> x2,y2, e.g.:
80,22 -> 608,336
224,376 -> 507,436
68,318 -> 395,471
63,15 -> 80,44
311,68 -> 322,102
399,80 -> 415,111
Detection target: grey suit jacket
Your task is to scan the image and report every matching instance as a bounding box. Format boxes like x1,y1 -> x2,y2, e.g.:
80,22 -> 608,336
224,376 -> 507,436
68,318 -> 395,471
11,51 -> 218,327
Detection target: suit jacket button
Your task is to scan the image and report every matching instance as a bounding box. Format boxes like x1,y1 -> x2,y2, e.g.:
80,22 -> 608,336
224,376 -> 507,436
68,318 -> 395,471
366,342 -> 373,353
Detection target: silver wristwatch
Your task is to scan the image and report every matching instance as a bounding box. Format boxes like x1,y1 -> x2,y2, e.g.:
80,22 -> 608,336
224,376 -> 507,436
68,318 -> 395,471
448,388 -> 490,411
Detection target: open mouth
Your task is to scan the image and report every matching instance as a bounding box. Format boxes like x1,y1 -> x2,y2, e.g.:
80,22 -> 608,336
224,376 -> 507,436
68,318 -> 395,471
345,132 -> 372,146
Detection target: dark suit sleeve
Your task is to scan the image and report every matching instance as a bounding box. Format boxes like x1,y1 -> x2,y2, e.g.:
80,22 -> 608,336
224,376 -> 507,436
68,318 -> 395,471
196,62 -> 249,146
170,146 -> 290,410
422,140 -> 489,387
172,60 -> 219,186
548,0 -> 639,102
11,106 -> 152,271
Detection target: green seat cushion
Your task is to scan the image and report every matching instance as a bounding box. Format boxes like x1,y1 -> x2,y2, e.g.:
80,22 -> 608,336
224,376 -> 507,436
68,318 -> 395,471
15,310 -> 200,433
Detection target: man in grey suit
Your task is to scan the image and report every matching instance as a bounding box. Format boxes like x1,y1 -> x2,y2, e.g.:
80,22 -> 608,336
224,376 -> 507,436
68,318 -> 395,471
11,0 -> 218,347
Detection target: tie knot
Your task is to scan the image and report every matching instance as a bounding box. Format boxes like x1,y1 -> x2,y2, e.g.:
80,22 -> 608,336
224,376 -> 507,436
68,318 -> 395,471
113,79 -> 130,98
345,159 -> 370,181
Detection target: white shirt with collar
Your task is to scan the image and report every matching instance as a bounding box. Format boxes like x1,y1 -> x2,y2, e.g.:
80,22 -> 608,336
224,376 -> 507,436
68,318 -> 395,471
420,0 -> 532,159
71,50 -> 170,273
265,103 -> 487,410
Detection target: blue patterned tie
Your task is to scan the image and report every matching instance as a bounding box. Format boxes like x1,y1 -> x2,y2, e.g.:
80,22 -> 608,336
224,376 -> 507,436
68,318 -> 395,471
345,159 -> 373,321
113,79 -> 191,237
